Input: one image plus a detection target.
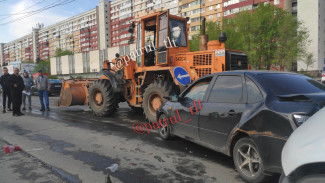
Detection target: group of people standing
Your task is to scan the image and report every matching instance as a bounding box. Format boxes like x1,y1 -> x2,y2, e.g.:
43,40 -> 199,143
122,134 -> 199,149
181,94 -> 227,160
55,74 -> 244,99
0,67 -> 51,116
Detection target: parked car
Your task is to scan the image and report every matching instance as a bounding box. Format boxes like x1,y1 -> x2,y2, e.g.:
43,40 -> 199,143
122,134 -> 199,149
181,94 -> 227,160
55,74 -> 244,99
31,79 -> 62,96
321,66 -> 325,84
157,71 -> 325,183
279,107 -> 325,183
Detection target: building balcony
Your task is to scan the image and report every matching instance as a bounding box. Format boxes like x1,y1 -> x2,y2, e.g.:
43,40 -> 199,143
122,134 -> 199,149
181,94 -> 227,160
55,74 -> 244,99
120,3 -> 132,9
120,24 -> 131,29
80,34 -> 90,39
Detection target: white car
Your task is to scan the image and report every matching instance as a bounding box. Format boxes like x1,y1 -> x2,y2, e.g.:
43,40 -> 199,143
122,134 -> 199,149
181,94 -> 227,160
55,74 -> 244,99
322,67 -> 325,84
279,107 -> 325,183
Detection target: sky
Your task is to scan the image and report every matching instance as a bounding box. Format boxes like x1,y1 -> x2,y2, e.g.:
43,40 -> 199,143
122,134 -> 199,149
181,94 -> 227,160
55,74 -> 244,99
0,0 -> 100,43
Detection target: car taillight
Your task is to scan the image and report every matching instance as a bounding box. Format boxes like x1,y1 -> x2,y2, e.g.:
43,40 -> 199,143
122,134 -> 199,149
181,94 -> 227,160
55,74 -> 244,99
293,114 -> 310,126
322,73 -> 325,77
51,84 -> 54,87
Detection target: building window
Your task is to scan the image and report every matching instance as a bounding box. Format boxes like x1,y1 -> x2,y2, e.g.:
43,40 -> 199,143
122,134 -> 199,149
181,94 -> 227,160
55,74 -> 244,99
274,0 -> 279,5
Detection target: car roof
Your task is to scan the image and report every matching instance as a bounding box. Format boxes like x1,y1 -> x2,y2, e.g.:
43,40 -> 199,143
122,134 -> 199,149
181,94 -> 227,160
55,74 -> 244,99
205,70 -> 300,77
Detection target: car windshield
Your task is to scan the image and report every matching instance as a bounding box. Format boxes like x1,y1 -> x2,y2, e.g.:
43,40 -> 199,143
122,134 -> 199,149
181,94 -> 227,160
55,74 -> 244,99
258,73 -> 325,95
49,79 -> 61,83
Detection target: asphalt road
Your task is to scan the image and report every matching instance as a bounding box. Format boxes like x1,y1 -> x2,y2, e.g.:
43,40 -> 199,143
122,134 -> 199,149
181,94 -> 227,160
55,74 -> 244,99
0,96 -> 280,183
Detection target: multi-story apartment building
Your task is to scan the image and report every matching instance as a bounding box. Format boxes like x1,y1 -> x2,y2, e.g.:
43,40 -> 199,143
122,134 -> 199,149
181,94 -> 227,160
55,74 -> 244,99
179,0 -> 293,39
45,8 -> 99,57
292,0 -> 297,16
222,0 -> 293,18
38,29 -> 49,61
179,0 -> 205,38
98,0 -> 111,49
110,0 -> 135,47
0,32 -> 36,66
0,0 -> 305,70
0,43 -> 4,66
297,0 -> 325,71
0,3 -> 108,65
133,0 -> 178,21
205,0 -> 223,23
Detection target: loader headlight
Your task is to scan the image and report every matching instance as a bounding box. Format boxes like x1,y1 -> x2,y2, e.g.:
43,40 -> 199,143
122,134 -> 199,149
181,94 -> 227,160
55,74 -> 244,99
293,114 -> 310,126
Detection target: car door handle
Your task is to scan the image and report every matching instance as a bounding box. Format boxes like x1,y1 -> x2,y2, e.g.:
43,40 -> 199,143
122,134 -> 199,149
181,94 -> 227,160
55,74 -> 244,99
228,110 -> 236,116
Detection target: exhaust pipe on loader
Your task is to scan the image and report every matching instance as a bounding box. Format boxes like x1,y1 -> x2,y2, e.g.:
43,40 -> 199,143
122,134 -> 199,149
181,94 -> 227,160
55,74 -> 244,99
199,18 -> 208,51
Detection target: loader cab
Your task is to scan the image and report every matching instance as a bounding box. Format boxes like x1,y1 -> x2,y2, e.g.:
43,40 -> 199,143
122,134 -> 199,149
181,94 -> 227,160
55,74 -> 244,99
136,11 -> 189,67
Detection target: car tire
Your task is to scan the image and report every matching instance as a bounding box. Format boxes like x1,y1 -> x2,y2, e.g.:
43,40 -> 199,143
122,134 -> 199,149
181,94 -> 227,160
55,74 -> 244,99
233,137 -> 269,183
296,174 -> 325,183
158,114 -> 172,140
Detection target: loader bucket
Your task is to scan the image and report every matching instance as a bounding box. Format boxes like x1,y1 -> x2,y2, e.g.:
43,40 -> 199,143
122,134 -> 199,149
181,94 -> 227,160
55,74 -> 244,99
57,79 -> 95,107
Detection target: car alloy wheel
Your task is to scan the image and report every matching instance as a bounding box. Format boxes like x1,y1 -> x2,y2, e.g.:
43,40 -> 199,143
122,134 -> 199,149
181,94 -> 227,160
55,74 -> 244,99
236,144 -> 261,177
159,114 -> 172,140
233,137 -> 268,183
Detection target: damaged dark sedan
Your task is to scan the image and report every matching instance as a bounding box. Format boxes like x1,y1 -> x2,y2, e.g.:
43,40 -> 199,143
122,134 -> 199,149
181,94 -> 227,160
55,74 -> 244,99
157,71 -> 325,183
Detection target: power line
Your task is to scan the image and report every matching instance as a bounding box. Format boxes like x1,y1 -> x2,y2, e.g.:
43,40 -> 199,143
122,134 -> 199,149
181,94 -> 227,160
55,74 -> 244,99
0,0 -> 76,26
0,0 -> 47,20
0,0 -> 47,17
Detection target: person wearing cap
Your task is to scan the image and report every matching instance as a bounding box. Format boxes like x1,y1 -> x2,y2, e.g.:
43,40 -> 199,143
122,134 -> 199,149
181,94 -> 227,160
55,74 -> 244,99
35,70 -> 50,111
22,71 -> 34,111
0,67 -> 12,113
6,68 -> 25,116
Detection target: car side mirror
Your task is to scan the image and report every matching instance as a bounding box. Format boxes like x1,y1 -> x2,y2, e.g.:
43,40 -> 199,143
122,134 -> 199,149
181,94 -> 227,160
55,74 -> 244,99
171,94 -> 179,102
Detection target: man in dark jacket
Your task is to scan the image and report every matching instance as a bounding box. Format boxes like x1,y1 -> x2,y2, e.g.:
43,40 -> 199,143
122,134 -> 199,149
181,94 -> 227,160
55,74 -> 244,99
0,67 -> 12,113
6,68 -> 25,116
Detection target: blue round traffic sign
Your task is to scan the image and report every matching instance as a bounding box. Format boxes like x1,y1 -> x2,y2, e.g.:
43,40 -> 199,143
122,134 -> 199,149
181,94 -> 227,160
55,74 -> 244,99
173,66 -> 191,86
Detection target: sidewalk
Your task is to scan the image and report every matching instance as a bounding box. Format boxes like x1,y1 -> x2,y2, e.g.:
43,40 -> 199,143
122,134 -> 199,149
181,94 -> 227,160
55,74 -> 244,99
0,138 -> 66,183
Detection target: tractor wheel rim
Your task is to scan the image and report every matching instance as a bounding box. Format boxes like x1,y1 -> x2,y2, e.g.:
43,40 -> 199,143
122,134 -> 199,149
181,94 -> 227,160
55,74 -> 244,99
148,93 -> 162,117
93,89 -> 103,108
236,144 -> 261,177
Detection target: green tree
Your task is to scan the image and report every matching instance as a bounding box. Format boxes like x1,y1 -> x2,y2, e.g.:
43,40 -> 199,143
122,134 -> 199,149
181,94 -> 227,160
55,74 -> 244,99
273,11 -> 310,70
33,59 -> 50,73
190,34 -> 200,51
303,53 -> 315,71
189,21 -> 222,51
190,4 -> 310,70
55,48 -> 73,57
222,5 -> 287,69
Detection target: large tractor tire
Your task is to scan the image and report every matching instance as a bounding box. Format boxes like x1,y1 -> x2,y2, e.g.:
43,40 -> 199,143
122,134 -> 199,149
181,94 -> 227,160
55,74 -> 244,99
142,80 -> 175,122
88,79 -> 118,116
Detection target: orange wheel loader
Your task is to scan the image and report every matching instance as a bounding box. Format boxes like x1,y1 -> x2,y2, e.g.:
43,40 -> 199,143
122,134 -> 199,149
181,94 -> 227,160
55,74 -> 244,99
57,11 -> 248,122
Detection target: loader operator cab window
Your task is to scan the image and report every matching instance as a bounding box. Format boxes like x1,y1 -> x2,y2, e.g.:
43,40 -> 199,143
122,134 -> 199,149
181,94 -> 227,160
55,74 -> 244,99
169,19 -> 187,47
144,19 -> 156,66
